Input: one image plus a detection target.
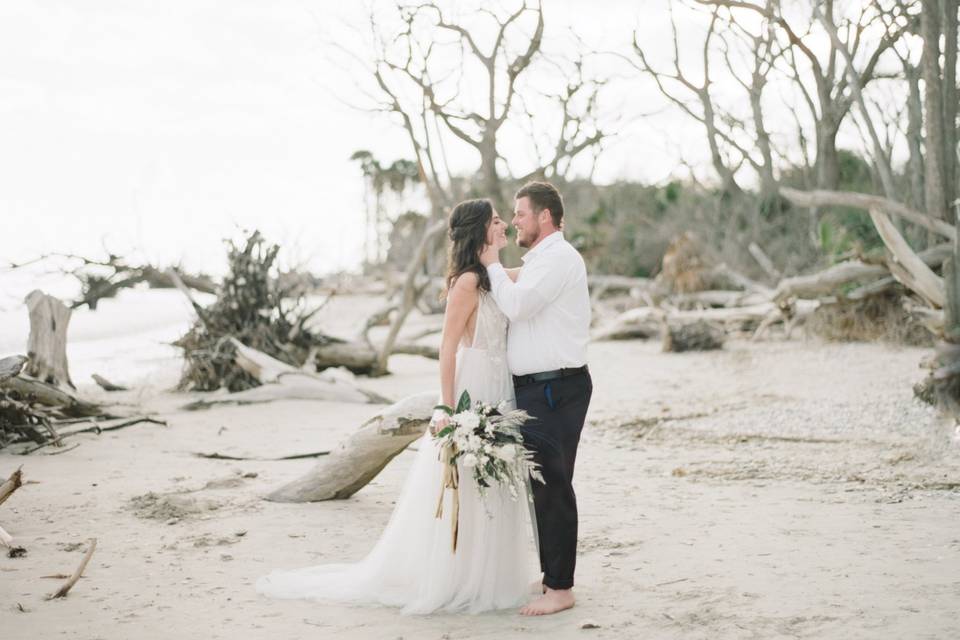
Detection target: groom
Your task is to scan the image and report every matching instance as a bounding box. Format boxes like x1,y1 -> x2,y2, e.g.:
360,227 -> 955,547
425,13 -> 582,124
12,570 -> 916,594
480,181 -> 592,616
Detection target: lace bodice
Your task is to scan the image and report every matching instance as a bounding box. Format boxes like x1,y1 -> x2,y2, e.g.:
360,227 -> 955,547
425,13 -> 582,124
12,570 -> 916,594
464,292 -> 508,355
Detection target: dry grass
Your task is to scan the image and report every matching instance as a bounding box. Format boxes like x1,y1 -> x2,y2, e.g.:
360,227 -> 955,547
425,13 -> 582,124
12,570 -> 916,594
806,289 -> 933,347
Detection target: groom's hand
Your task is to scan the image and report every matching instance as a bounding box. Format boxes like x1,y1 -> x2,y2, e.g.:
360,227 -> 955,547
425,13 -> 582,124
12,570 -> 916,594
480,241 -> 500,267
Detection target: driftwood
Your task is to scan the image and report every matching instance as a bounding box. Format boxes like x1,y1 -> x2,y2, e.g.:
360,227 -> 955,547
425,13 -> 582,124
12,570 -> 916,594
869,208 -> 944,307
0,466 -> 24,507
748,242 -> 780,280
91,374 -> 128,392
772,243 -> 951,304
266,391 -> 437,502
593,303 -> 778,341
666,290 -> 767,309
181,340 -> 391,410
314,341 -> 438,375
1,375 -> 102,419
193,450 -> 330,461
24,291 -> 74,389
0,356 -> 28,384
780,187 -> 956,240
663,320 -> 725,352
0,467 -> 23,548
48,538 -> 97,599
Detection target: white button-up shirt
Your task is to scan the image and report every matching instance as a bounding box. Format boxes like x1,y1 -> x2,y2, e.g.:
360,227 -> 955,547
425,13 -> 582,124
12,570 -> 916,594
486,232 -> 591,376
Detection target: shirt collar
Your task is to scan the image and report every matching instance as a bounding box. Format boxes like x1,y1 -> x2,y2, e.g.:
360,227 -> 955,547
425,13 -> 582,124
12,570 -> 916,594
521,231 -> 563,264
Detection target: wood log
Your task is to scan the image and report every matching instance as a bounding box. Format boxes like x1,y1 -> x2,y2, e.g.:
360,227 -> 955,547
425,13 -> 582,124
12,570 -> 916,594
592,303 -> 779,341
48,538 -> 97,599
748,242 -> 781,280
869,208 -> 945,307
226,338 -> 390,404
780,187 -> 957,240
708,264 -> 773,296
24,291 -> 74,389
0,356 -> 28,383
265,391 -> 437,502
181,372 -> 391,410
663,320 -> 725,352
667,290 -> 767,309
0,467 -> 23,507
591,307 -> 665,341
0,375 -> 102,418
773,261 -> 887,303
772,243 -> 951,304
91,374 -> 128,392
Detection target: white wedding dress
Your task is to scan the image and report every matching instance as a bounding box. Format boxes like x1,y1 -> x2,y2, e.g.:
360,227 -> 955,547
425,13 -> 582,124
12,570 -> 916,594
256,292 -> 538,614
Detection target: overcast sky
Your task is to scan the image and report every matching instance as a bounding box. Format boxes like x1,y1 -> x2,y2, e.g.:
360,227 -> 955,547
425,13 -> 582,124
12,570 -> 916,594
0,0 -> 894,276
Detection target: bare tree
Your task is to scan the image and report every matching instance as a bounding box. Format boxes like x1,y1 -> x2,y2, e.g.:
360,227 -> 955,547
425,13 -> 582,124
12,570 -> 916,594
632,2 -> 746,197
338,1 -> 608,374
696,0 -> 910,191
362,1 -> 606,215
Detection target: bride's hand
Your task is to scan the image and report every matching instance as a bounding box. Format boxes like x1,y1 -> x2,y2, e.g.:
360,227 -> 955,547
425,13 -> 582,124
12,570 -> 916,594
429,414 -> 450,436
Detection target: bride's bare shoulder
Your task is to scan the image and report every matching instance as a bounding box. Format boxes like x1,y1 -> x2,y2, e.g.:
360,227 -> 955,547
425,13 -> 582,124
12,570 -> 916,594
449,272 -> 480,294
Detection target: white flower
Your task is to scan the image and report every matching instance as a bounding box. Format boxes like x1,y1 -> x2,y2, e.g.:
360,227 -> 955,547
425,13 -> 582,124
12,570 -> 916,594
453,411 -> 480,431
462,453 -> 479,468
497,445 -> 518,462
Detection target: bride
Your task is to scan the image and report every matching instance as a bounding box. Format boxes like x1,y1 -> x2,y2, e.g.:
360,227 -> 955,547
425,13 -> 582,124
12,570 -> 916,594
256,198 -> 538,614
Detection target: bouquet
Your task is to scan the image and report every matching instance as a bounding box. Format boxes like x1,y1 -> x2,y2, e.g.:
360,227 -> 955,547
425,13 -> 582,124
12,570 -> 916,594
432,390 -> 543,551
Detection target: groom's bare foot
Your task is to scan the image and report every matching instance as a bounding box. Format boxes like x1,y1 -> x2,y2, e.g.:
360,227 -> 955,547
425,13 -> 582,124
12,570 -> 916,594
519,587 -> 575,616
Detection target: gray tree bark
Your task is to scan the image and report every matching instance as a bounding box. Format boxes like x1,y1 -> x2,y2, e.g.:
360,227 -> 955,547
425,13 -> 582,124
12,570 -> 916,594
24,290 -> 74,389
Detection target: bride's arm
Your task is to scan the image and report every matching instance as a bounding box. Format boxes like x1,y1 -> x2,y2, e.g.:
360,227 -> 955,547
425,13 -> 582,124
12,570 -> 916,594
438,273 -> 479,409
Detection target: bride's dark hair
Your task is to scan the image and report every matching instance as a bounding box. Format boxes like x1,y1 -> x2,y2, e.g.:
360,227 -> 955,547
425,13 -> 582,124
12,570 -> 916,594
445,198 -> 493,295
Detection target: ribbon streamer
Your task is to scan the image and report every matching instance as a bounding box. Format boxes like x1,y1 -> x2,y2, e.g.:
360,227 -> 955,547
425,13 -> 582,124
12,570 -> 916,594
435,442 -> 460,552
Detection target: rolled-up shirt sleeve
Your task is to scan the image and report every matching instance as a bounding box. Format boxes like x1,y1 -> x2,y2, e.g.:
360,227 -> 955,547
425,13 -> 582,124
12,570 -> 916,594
487,255 -> 568,322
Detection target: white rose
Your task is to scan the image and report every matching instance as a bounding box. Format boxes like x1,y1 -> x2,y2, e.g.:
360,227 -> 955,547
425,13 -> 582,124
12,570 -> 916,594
455,412 -> 480,431
498,445 -> 518,462
461,453 -> 479,468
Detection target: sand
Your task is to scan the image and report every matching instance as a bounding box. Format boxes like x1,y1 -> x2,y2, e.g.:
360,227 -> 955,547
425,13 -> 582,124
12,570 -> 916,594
1,292 -> 959,640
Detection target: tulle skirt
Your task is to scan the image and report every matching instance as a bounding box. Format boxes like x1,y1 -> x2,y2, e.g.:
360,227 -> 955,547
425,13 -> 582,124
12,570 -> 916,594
256,347 -> 538,614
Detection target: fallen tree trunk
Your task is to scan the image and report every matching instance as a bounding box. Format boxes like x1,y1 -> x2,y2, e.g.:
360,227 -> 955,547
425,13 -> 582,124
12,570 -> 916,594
592,303 -> 780,341
181,340 -> 392,409
780,187 -> 956,240
265,391 -> 437,502
773,243 -> 951,304
314,341 -> 438,375
24,291 -> 74,389
869,208 -> 944,307
1,375 -> 102,418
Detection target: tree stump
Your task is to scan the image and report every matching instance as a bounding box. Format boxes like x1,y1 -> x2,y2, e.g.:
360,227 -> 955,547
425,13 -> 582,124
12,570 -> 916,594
662,320 -> 725,353
24,291 -> 74,389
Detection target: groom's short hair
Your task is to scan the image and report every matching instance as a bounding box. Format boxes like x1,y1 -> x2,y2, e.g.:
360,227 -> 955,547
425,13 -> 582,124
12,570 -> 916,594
516,181 -> 564,228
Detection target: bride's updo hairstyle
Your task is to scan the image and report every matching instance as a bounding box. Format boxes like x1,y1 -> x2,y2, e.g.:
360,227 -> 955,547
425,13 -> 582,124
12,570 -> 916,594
445,198 -> 493,296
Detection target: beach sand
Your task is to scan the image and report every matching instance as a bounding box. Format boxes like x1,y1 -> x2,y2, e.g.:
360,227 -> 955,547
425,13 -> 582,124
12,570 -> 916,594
1,291 -> 959,639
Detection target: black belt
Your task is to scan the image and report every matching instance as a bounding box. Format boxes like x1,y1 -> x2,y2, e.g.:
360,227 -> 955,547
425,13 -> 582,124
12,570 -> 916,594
513,365 -> 589,388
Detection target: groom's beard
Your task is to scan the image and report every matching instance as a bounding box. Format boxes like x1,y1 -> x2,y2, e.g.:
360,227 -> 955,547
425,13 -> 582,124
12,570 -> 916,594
518,227 -> 540,249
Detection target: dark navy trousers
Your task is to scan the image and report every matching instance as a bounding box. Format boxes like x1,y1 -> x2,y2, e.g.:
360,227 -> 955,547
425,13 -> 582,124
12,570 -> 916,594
515,370 -> 592,590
